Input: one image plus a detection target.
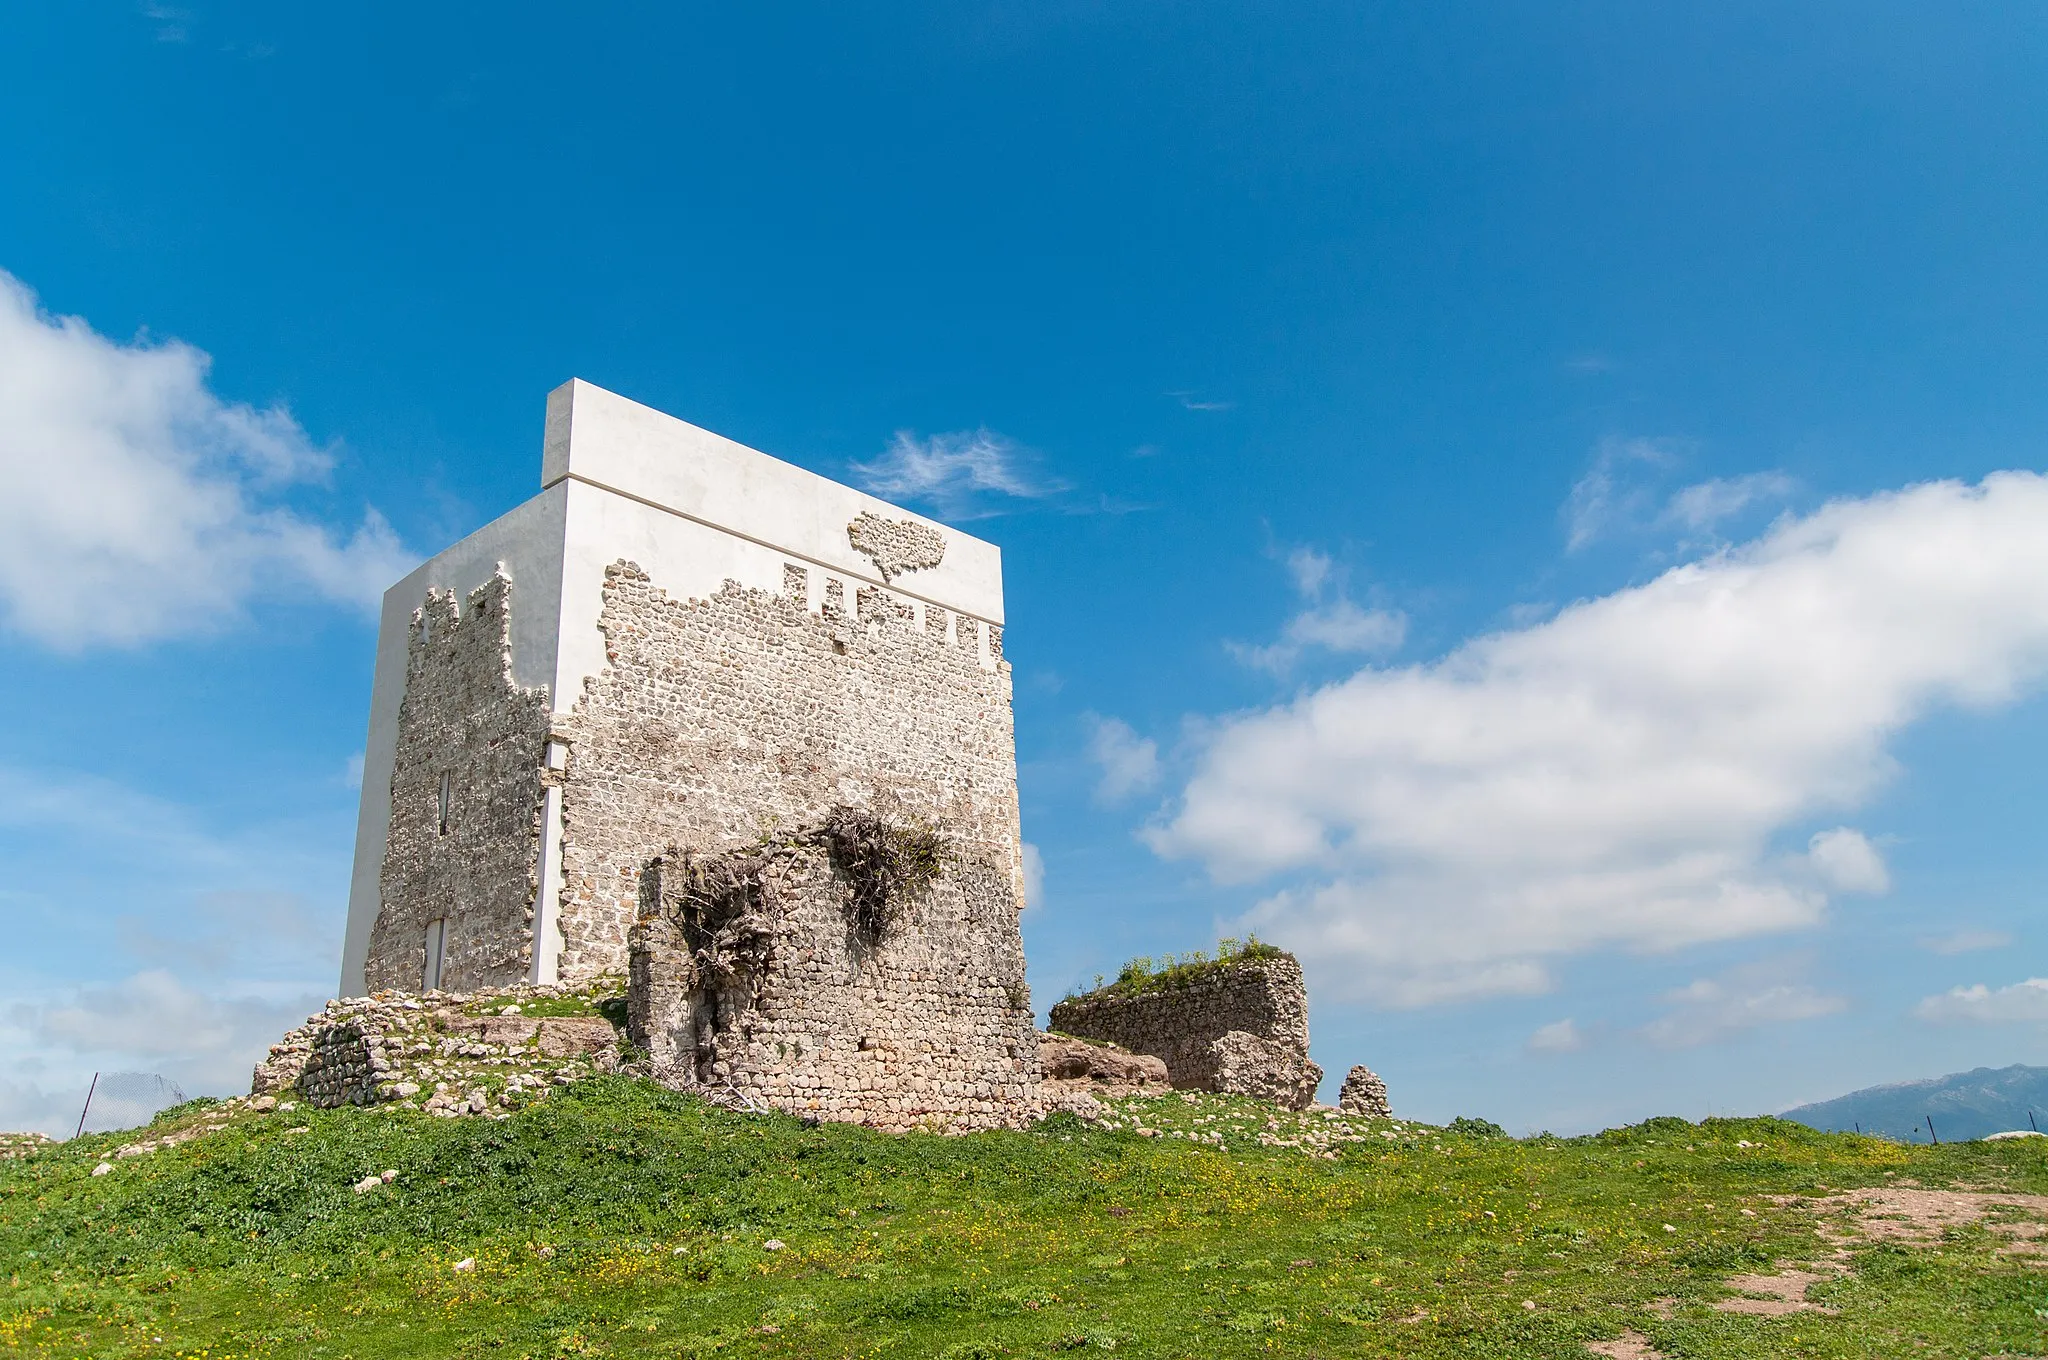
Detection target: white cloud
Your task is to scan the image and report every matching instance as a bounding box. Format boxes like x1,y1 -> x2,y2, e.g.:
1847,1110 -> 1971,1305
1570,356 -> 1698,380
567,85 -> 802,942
1150,472 -> 2048,1005
1021,841 -> 1045,911
1806,828 -> 1890,895
1231,545 -> 1407,675
1914,978 -> 2048,1024
1918,929 -> 2014,956
1527,1018 -> 1586,1053
1641,970 -> 1846,1049
1086,715 -> 1160,802
0,761 -> 347,1135
2,970 -> 322,1135
848,428 -> 1067,519
0,269 -> 415,649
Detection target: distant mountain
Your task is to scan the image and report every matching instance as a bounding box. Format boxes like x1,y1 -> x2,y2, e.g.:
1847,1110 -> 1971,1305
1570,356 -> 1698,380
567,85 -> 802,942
1782,1064 -> 2048,1143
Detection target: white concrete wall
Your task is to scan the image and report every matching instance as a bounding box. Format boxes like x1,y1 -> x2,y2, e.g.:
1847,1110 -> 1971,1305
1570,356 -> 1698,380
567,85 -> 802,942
337,486 -> 569,997
542,379 -> 1004,626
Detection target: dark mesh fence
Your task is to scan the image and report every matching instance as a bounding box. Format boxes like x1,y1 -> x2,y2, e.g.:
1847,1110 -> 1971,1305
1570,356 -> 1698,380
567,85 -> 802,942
76,1072 -> 187,1135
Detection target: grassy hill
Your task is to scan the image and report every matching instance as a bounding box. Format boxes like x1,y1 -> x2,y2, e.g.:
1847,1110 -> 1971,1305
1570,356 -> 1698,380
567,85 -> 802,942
6,1078 -> 2048,1358
1781,1063 -> 2048,1143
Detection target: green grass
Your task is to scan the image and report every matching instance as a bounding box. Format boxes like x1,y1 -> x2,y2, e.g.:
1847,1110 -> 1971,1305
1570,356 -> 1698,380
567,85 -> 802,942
5,1081 -> 2048,1358
1068,937 -> 1288,1001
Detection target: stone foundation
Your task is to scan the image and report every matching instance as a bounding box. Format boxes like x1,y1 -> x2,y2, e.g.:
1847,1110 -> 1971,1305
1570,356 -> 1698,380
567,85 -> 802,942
253,983 -> 622,1119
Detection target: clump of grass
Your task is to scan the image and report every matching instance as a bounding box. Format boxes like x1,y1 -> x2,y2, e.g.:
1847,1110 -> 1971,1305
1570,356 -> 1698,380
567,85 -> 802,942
1068,936 -> 1288,1001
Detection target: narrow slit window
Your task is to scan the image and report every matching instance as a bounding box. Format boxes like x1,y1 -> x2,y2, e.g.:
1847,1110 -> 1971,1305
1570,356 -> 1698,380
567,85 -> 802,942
423,918 -> 447,991
437,772 -> 452,835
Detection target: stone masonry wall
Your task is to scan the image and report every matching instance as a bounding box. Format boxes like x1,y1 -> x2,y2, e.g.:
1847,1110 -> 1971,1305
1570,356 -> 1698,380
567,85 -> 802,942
551,561 -> 1021,983
1048,953 -> 1324,1111
628,833 -> 1040,1132
253,984 -> 620,1118
364,573 -> 552,992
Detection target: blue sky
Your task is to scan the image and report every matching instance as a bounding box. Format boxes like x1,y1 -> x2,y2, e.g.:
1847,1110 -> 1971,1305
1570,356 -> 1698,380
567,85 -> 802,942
5,2 -> 2048,1136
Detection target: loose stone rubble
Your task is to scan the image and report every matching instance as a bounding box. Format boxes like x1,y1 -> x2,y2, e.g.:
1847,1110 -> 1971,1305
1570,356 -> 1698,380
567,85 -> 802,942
252,982 -> 623,1118
1338,1064 -> 1393,1118
1049,949 -> 1325,1111
0,1131 -> 52,1160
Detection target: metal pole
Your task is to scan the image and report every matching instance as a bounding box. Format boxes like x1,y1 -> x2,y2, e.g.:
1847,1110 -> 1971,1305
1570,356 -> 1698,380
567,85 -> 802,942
1927,1115 -> 1939,1146
73,1072 -> 99,1140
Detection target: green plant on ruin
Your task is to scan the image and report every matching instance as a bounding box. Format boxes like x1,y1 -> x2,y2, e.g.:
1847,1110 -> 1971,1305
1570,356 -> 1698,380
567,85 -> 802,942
1067,936 -> 1288,1002
815,804 -> 952,944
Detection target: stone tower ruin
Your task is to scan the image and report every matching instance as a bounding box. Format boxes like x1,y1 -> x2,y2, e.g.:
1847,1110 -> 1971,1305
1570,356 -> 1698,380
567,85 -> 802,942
339,380 -> 1037,1128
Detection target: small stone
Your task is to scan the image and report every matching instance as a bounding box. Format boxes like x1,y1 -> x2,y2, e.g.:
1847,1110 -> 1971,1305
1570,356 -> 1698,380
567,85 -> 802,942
381,1169 -> 399,1183
763,1239 -> 785,1251
354,1174 -> 383,1193
1521,1300 -> 1536,1311
92,1162 -> 112,1176
251,1096 -> 277,1113
452,1257 -> 476,1272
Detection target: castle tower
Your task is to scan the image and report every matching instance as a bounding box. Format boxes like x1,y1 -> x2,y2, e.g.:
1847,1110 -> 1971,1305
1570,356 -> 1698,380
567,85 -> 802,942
339,380 -> 1020,1013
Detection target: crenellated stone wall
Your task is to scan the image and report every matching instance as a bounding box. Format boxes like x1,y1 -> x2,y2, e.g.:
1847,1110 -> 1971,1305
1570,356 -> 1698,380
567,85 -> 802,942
1048,952 -> 1324,1111
550,561 -> 1023,986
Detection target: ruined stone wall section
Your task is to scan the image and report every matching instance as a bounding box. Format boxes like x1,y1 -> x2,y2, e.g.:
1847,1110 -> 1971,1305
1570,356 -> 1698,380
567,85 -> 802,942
630,842 -> 1038,1131
1048,954 -> 1323,1110
554,559 -> 1023,985
365,573 -> 553,993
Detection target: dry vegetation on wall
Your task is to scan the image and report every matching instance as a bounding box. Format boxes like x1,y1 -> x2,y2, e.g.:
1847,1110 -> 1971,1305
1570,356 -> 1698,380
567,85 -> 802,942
651,807 -> 953,954
814,804 -> 951,944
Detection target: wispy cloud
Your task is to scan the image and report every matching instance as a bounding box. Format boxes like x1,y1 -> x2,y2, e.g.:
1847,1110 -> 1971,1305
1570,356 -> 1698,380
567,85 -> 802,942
1563,437 -> 1796,553
1021,842 -> 1045,912
1167,391 -> 1233,412
1666,472 -> 1798,534
0,269 -> 416,650
1563,436 -> 1684,551
1641,962 -> 1846,1049
1918,930 -> 2014,956
1527,1018 -> 1587,1054
1915,978 -> 2048,1024
1085,714 -> 1161,803
1805,828 -> 1890,895
849,428 -> 1068,520
139,1 -> 192,41
1229,546 -> 1406,675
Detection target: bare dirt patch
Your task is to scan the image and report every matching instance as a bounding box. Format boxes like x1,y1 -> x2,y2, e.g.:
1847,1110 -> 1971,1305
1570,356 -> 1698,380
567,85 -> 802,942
1713,1267 -> 1841,1316
1585,1329 -> 1664,1358
1794,1187 -> 2048,1256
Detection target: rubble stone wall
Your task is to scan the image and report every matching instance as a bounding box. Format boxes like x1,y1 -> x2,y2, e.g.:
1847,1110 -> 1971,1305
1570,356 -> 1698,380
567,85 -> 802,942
364,573 -> 552,993
1048,953 -> 1324,1110
553,561 -> 1021,986
628,831 -> 1040,1132
253,985 -> 620,1118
